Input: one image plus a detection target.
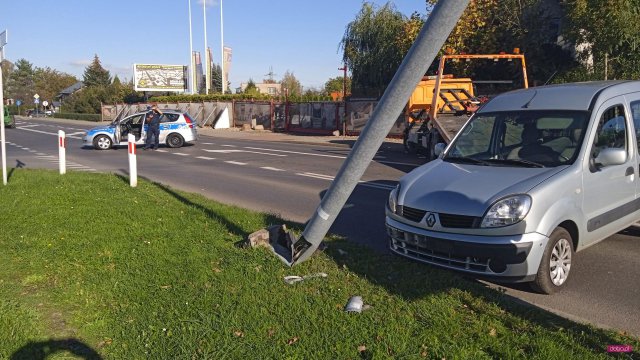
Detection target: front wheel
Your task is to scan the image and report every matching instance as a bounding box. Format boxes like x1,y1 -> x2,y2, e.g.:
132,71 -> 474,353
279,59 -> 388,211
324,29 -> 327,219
166,133 -> 184,148
531,227 -> 574,294
93,135 -> 113,150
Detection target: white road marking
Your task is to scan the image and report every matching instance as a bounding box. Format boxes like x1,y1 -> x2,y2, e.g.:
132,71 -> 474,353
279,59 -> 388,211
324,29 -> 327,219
261,166 -> 285,171
196,156 -> 216,160
221,144 -> 237,147
173,153 -> 189,156
241,146 -> 417,167
296,172 -> 395,190
67,132 -> 86,137
296,172 -> 335,180
17,127 -> 83,139
245,146 -> 346,159
203,149 -> 286,157
225,161 -> 246,166
201,142 -> 215,145
155,149 -> 168,153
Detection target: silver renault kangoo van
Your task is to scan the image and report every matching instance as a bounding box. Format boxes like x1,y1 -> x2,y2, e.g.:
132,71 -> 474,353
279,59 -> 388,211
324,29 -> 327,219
386,81 -> 640,294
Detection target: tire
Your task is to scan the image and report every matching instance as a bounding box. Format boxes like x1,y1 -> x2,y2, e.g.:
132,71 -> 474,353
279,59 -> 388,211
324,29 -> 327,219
166,133 -> 184,148
93,135 -> 113,150
531,227 -> 574,294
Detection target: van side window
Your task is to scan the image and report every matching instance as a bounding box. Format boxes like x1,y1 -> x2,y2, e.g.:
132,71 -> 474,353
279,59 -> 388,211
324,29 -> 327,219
592,105 -> 627,158
630,100 -> 640,153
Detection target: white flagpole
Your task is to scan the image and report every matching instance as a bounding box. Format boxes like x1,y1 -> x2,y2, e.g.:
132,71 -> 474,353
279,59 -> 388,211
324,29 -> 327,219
188,0 -> 195,94
203,0 -> 209,95
220,0 -> 225,93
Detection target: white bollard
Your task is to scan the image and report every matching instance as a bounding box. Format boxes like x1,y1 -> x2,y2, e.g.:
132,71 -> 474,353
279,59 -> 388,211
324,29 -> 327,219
128,134 -> 137,187
58,130 -> 66,174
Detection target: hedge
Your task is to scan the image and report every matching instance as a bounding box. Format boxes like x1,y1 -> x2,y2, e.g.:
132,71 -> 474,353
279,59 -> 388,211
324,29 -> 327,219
152,93 -> 333,103
53,113 -> 102,122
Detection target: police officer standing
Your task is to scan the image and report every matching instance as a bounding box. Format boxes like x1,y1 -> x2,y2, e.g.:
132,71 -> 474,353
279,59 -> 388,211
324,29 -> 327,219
144,105 -> 163,150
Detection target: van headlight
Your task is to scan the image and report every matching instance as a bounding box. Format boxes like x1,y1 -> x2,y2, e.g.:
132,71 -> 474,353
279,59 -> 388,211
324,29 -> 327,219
388,185 -> 400,214
481,195 -> 531,228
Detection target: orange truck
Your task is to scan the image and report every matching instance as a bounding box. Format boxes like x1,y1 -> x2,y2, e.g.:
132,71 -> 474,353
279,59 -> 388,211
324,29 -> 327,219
404,52 -> 528,158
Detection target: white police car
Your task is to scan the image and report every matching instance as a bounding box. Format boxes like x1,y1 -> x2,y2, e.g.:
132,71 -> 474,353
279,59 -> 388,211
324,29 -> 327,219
84,109 -> 198,150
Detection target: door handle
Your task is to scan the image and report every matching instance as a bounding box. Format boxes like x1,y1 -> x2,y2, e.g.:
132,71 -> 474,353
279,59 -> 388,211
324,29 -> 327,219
625,166 -> 634,176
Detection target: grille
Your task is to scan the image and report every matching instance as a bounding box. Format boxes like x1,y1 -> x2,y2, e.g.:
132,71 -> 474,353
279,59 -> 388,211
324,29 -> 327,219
387,225 -> 490,272
402,206 -> 426,222
438,213 -> 481,228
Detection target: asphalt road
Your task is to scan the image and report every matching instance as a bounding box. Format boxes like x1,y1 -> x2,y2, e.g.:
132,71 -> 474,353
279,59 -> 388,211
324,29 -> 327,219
3,117 -> 639,337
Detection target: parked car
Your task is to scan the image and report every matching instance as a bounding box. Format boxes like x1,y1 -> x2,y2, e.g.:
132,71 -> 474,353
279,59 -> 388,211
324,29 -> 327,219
3,107 -> 15,128
386,80 -> 640,294
26,109 -> 45,117
83,109 -> 198,150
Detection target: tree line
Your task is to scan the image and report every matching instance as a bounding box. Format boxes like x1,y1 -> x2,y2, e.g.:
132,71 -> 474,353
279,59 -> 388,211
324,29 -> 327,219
341,0 -> 640,97
5,1 -> 635,113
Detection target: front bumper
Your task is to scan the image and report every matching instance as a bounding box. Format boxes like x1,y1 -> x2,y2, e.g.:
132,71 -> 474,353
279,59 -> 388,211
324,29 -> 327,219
386,216 -> 547,282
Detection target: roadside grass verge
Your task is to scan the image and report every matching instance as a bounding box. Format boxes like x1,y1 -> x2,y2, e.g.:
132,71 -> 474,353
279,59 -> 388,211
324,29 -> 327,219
0,169 -> 637,359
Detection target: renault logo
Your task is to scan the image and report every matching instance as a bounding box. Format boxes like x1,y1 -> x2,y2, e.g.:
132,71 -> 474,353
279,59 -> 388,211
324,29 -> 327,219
425,213 -> 436,227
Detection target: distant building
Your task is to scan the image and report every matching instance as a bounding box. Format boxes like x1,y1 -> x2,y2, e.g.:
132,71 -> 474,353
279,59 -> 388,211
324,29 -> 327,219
236,82 -> 282,96
56,81 -> 84,102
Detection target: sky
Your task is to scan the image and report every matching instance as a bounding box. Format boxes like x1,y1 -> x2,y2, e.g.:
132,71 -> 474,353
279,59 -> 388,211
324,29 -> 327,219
2,0 -> 427,92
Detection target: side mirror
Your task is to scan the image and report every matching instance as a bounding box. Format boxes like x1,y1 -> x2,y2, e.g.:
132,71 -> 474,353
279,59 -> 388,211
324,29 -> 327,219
434,143 -> 446,157
594,148 -> 626,167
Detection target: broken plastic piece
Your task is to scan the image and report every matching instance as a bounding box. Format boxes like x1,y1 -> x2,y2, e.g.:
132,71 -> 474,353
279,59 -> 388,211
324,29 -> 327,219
344,296 -> 364,313
283,272 -> 328,285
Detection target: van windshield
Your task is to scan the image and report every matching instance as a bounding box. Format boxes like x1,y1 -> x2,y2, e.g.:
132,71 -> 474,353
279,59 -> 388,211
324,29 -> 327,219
444,110 -> 590,168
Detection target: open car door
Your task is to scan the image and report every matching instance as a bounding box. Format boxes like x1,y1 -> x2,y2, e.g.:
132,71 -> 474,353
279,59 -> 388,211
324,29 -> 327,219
113,119 -> 122,145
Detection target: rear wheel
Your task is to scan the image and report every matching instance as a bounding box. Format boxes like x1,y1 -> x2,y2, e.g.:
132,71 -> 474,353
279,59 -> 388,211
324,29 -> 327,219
166,133 -> 184,148
93,135 -> 112,150
531,227 -> 573,294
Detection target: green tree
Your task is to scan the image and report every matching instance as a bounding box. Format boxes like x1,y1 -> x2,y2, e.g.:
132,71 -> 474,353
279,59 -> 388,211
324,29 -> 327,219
340,2 -> 409,97
6,59 -> 36,106
563,0 -> 640,80
243,78 -> 259,96
83,54 -> 111,87
1,59 -> 15,99
33,67 -> 78,106
324,76 -> 351,96
211,64 -> 222,93
280,70 -> 302,96
426,0 -> 576,86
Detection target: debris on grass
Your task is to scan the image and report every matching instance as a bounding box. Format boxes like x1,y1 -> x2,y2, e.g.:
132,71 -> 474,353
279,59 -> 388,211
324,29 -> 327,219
344,296 -> 364,313
283,272 -> 328,285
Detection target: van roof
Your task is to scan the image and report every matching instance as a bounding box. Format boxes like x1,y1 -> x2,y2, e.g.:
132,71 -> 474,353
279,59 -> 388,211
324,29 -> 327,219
479,80 -> 640,112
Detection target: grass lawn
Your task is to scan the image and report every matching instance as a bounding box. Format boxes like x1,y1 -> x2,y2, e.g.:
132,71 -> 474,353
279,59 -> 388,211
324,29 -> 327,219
0,169 -> 637,359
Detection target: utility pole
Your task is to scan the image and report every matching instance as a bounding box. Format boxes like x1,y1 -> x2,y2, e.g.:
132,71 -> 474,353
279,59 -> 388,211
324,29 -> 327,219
338,65 -> 347,135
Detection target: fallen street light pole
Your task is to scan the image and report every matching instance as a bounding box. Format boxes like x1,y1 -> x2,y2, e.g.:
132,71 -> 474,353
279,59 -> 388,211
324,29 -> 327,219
248,1 -> 471,266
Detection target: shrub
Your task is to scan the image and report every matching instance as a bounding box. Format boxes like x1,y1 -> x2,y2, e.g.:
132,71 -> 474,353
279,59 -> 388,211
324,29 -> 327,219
53,113 -> 102,122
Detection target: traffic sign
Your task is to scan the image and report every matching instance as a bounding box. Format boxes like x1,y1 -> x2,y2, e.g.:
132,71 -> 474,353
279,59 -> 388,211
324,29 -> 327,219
33,93 -> 40,99
42,100 -> 49,107
15,100 -> 21,106
34,99 -> 39,104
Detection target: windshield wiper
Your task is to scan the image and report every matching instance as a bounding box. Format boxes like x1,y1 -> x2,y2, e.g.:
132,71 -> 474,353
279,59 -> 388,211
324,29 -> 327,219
443,156 -> 493,166
486,158 -> 545,168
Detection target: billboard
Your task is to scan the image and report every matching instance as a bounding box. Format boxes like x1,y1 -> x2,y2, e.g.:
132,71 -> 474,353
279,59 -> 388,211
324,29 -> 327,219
134,64 -> 187,92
